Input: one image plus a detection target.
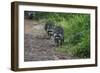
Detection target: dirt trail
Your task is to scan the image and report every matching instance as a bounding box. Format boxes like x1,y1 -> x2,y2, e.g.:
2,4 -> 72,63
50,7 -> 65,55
24,19 -> 72,61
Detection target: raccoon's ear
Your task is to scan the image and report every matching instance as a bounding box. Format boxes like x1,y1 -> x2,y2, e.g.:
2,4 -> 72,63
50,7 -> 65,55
59,34 -> 62,37
54,33 -> 56,37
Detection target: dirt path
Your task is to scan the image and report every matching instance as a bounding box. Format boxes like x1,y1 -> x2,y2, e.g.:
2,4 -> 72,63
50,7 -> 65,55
24,19 -> 73,61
